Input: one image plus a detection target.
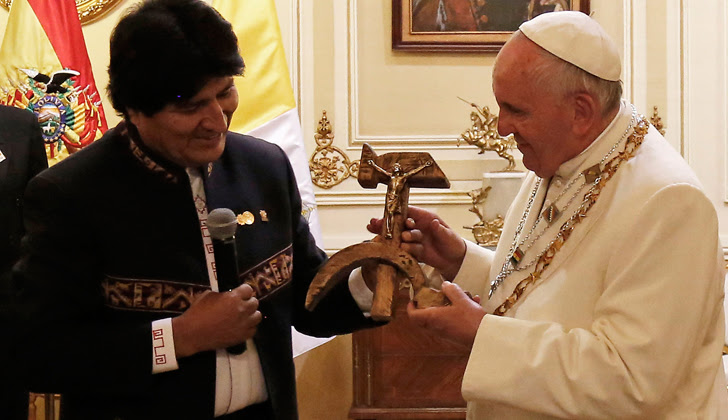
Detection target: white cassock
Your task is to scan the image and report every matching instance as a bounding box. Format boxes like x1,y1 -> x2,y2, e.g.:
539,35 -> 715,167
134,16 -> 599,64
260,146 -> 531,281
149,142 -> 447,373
454,100 -> 728,419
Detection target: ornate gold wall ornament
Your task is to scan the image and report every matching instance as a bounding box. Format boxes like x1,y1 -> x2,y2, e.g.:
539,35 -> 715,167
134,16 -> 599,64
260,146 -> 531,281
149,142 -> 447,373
457,97 -> 518,171
309,110 -> 360,189
1,0 -> 124,25
463,186 -> 505,247
650,106 -> 666,135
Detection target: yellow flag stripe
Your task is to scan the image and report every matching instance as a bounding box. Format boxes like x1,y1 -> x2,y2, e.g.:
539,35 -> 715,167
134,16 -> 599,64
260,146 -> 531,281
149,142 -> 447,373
212,0 -> 296,134
0,0 -> 63,85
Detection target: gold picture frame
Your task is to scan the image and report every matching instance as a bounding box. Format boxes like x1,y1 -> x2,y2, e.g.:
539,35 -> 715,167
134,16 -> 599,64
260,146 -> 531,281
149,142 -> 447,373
1,0 -> 124,25
393,0 -> 591,52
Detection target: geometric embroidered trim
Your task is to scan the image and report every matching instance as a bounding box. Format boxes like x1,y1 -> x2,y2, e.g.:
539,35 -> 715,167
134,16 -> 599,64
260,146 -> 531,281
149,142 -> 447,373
102,276 -> 210,314
240,245 -> 293,301
128,135 -> 178,184
102,245 -> 294,313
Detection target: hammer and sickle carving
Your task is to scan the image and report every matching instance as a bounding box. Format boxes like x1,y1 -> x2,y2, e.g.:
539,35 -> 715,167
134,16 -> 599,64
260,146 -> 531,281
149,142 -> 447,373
305,144 -> 451,321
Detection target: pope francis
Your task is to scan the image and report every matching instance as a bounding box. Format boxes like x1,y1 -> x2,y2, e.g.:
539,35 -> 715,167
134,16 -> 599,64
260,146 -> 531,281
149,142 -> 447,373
370,11 -> 728,419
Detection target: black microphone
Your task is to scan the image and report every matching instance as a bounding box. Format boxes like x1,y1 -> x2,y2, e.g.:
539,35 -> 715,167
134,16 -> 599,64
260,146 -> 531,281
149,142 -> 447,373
208,208 -> 246,355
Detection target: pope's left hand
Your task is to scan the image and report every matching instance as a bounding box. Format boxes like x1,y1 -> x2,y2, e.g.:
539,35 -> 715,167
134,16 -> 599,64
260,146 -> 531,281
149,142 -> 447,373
406,281 -> 485,348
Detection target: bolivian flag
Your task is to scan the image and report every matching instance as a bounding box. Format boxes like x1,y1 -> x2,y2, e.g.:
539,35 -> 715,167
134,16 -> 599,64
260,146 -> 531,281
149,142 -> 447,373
211,0 -> 331,355
0,0 -> 107,164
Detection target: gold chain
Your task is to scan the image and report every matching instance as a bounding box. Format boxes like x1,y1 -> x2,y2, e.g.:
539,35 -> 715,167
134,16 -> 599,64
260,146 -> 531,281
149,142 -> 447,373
492,116 -> 650,316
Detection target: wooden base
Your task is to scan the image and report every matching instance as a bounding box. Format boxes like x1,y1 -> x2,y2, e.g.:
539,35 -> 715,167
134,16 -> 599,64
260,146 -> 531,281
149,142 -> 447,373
350,290 -> 468,420
349,407 -> 466,419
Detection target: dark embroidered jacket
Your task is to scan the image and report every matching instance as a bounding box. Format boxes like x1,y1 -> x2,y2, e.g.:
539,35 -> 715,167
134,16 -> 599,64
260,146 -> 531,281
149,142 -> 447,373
15,123 -> 376,419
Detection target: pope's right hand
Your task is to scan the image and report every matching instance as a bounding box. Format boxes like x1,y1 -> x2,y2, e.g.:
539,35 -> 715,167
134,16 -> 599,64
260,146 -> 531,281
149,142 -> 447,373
367,206 -> 467,281
171,283 -> 261,357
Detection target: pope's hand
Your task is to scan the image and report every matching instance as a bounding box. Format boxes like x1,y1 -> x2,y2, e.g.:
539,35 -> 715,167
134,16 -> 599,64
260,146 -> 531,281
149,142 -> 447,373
171,283 -> 262,357
368,206 -> 466,281
406,281 -> 485,348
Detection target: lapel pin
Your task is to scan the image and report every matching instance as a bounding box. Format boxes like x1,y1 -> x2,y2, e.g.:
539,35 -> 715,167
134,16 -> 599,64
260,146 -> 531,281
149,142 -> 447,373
259,210 -> 269,222
237,211 -> 255,225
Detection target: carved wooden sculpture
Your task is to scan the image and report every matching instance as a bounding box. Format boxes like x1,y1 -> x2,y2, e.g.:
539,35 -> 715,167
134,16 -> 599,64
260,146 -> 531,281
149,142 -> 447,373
306,144 -> 451,321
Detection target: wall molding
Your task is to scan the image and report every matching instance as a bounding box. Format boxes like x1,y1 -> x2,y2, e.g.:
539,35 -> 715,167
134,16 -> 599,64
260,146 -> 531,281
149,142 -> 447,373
631,0 -> 648,112
621,0 -> 633,106
681,0 -> 692,165
665,0 -> 684,156
678,0 -> 727,202
723,0 -> 728,202
316,189 -> 472,207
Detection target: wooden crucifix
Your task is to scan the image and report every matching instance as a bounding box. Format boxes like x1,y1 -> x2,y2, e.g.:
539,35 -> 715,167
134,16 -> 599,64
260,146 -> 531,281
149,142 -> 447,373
306,144 -> 450,321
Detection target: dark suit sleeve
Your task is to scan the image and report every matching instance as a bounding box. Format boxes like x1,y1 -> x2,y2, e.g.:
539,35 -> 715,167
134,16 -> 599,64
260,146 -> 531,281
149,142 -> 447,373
15,175 -> 154,395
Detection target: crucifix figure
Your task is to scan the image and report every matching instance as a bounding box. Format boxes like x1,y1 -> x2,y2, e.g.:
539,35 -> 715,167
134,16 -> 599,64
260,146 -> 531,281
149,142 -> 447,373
368,160 -> 432,239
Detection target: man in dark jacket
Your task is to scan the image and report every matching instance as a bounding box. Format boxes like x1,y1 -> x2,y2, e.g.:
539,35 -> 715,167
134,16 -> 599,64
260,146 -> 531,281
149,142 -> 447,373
0,104 -> 48,419
14,1 -> 378,418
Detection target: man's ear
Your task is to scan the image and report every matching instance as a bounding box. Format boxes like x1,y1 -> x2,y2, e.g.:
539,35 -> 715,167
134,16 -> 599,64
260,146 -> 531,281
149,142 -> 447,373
571,92 -> 599,137
126,108 -> 142,126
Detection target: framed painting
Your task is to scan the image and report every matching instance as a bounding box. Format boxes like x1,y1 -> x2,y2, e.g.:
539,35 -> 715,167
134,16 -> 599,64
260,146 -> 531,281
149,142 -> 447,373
393,0 -> 590,52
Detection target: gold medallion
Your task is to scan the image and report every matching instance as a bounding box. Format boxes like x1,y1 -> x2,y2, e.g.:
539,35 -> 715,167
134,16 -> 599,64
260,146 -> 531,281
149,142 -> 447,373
237,211 -> 255,225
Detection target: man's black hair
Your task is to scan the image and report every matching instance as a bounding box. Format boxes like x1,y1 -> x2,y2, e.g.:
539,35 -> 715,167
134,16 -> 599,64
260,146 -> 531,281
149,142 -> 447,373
107,0 -> 245,116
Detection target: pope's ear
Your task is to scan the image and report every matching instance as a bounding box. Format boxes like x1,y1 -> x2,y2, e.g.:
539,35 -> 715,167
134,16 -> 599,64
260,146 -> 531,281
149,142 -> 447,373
571,92 -> 599,137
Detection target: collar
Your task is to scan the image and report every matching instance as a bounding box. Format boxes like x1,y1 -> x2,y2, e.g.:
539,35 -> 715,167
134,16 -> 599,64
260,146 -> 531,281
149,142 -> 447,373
120,121 -> 212,183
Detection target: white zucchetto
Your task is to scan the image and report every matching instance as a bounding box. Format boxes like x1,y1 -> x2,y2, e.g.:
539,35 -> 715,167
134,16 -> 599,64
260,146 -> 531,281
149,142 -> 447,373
519,11 -> 621,81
